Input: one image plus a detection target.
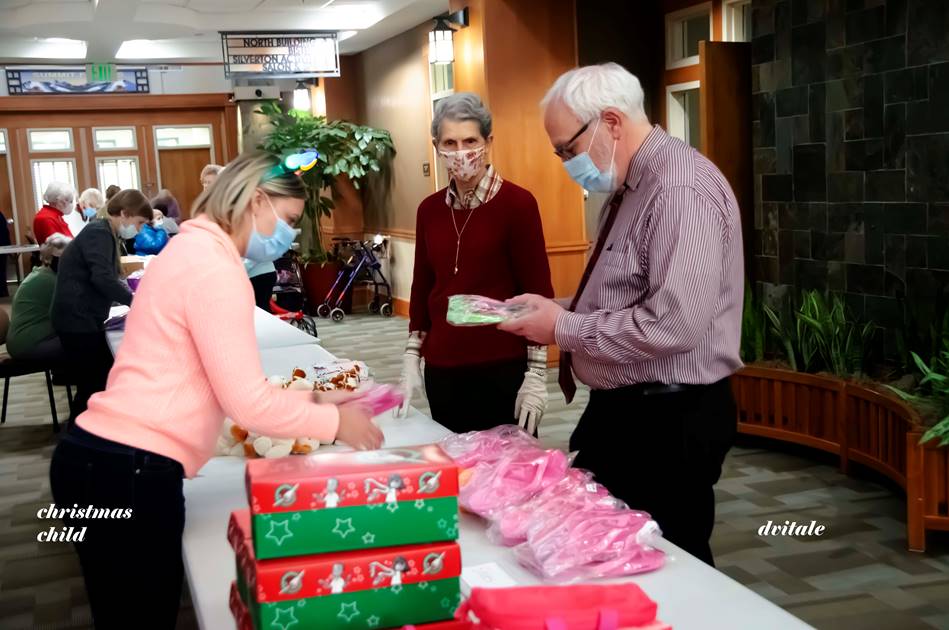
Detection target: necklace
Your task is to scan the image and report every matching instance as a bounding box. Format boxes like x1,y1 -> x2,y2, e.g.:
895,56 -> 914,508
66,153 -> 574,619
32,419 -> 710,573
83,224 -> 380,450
449,196 -> 477,275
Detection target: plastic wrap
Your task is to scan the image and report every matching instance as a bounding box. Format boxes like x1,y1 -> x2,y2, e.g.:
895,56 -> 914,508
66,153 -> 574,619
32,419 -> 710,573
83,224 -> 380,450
514,507 -> 664,581
347,381 -> 405,416
487,469 -> 624,546
446,294 -> 533,327
458,447 -> 570,518
439,424 -> 539,468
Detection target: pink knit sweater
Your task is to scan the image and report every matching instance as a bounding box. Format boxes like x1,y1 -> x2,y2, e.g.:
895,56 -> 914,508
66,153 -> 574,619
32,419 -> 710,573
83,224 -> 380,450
78,216 -> 339,477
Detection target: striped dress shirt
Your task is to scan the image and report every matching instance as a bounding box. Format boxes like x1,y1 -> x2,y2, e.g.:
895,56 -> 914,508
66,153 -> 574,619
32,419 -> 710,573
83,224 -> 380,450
555,126 -> 744,389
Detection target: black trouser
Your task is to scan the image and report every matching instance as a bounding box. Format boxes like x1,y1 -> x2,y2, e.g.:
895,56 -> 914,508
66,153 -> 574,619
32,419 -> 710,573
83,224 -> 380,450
49,424 -> 185,629
570,378 -> 736,567
58,331 -> 114,423
424,359 -> 526,433
250,271 -> 277,312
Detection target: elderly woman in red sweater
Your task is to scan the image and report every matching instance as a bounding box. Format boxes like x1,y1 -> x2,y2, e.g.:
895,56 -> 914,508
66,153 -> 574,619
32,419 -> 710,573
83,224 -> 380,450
397,92 -> 554,435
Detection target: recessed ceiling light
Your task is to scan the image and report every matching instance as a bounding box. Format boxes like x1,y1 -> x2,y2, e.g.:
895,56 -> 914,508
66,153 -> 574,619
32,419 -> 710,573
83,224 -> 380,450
28,38 -> 87,59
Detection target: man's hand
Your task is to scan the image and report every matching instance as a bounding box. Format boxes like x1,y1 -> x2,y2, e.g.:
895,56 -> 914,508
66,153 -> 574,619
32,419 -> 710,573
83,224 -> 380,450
497,294 -> 565,346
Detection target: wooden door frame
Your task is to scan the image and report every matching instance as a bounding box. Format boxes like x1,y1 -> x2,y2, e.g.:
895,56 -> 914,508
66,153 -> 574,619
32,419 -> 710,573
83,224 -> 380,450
152,124 -> 216,193
0,128 -> 22,248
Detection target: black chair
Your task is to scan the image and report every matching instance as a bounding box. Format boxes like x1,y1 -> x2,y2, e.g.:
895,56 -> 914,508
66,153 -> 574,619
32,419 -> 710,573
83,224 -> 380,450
0,308 -> 70,432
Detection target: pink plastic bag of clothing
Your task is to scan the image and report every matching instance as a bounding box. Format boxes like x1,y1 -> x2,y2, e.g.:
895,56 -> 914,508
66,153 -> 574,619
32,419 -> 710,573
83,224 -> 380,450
348,382 -> 405,416
459,447 -> 570,518
515,507 -> 665,581
487,469 -> 623,546
439,424 -> 540,468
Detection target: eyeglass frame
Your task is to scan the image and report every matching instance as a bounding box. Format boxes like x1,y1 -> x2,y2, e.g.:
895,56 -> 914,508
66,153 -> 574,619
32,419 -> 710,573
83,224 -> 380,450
553,119 -> 592,160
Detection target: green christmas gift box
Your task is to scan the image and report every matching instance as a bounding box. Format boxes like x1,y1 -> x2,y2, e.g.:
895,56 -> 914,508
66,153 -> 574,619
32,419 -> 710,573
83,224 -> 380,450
245,445 -> 460,559
237,538 -> 463,629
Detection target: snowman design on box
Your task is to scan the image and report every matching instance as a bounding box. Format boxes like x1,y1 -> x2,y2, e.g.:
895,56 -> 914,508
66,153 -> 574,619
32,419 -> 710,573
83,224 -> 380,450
364,474 -> 404,504
319,563 -> 350,594
317,478 -> 340,508
369,556 -> 409,587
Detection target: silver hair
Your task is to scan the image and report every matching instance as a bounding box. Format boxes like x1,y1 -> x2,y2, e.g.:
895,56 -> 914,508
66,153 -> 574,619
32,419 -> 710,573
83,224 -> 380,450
541,62 -> 648,124
431,92 -> 492,141
40,232 -> 71,265
78,188 -> 105,210
43,181 -> 76,209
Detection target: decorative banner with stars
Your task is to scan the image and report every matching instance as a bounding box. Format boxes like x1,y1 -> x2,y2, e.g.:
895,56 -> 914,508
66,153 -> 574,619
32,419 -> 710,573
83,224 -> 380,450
250,578 -> 463,630
238,540 -> 460,603
250,497 -> 459,559
246,444 -> 459,516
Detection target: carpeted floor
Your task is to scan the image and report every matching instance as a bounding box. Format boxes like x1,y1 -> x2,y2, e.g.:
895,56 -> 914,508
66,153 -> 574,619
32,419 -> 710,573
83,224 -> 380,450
1,312 -> 948,629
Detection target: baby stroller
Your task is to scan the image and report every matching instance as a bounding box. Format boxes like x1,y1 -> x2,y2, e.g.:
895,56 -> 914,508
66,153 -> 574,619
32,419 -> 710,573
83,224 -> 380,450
317,237 -> 393,322
270,251 -> 318,337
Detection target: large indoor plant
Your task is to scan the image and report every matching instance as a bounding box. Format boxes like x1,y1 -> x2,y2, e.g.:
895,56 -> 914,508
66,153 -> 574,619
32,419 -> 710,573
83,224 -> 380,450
256,101 -> 395,309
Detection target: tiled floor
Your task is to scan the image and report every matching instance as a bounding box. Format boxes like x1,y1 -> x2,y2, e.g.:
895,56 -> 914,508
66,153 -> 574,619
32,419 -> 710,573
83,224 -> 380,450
1,313 -> 948,629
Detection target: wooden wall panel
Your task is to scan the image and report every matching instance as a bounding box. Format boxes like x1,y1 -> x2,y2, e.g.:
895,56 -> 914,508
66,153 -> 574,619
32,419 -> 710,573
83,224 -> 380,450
449,0 -> 489,100
700,41 -> 753,280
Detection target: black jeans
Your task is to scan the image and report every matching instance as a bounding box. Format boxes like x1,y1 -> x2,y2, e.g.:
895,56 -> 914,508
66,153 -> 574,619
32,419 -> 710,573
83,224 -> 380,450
424,359 -> 526,433
250,271 -> 277,312
570,378 -> 737,566
58,331 -> 114,422
49,424 -> 185,629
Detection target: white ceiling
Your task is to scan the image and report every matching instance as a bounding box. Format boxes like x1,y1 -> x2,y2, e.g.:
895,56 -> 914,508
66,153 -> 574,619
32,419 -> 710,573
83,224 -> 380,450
0,0 -> 448,63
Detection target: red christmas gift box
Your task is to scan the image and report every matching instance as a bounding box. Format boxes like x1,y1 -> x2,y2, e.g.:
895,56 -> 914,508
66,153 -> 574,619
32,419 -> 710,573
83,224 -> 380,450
228,510 -> 254,604
238,540 -> 463,629
246,445 -> 460,559
229,581 -> 253,630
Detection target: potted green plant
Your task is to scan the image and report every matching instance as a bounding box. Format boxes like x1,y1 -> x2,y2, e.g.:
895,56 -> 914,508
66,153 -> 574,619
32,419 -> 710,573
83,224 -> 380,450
256,101 -> 395,310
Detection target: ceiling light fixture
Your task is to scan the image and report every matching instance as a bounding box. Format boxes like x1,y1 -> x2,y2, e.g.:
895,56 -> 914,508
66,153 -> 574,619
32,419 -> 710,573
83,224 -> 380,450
428,8 -> 468,65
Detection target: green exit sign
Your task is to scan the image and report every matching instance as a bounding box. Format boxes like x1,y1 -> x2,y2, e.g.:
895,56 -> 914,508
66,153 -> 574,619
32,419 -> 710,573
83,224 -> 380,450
87,63 -> 115,82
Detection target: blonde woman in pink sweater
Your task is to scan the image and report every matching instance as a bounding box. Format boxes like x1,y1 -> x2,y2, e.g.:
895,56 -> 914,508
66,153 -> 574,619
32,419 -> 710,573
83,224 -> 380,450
48,151 -> 383,629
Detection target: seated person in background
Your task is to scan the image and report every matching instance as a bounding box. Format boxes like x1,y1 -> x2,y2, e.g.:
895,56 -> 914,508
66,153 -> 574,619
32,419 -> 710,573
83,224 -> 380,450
78,188 -> 105,223
7,234 -> 72,362
151,189 -> 182,235
200,163 -> 224,190
34,182 -> 76,244
51,189 -> 152,421
104,185 -> 121,204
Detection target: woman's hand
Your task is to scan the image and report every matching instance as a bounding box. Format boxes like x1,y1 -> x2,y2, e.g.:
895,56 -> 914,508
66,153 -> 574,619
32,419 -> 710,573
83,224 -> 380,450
335,403 -> 384,450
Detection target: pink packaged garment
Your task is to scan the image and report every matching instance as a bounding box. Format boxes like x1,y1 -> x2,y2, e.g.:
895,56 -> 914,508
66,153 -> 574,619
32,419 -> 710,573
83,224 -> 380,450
439,424 -> 539,468
459,447 -> 570,517
516,507 -> 664,581
487,469 -> 623,546
348,382 -> 404,416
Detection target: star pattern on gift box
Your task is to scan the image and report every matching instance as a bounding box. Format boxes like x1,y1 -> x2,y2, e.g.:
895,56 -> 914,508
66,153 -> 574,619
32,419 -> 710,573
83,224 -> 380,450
332,518 -> 356,538
337,601 -> 361,622
385,502 -> 399,513
437,519 -> 447,529
390,584 -> 403,595
271,605 -> 299,630
362,532 -> 376,545
418,581 -> 429,590
414,499 -> 426,509
440,597 -> 451,609
366,616 -> 381,628
266,520 -> 294,547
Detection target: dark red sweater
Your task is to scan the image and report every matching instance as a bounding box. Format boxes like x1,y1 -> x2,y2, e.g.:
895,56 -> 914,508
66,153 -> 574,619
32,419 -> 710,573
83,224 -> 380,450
409,181 -> 554,368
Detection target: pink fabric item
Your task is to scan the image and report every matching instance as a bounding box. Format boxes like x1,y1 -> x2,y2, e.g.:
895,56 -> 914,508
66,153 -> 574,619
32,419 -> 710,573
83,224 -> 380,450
459,447 -> 569,518
77,217 -> 340,477
350,382 -> 405,416
515,507 -> 664,581
440,424 -> 539,468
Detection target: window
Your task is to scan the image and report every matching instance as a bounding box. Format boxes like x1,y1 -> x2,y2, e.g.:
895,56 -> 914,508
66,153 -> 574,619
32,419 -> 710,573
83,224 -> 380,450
430,62 -> 454,101
31,159 -> 77,209
155,126 -> 211,148
28,128 -> 73,152
667,82 -> 701,150
0,130 -> 6,153
97,157 -> 140,191
666,3 -> 712,69
724,0 -> 752,42
94,127 -> 137,150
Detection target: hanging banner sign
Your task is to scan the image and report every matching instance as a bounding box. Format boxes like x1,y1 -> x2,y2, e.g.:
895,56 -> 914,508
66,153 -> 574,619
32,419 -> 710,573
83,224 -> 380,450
220,31 -> 340,78
5,66 -> 149,94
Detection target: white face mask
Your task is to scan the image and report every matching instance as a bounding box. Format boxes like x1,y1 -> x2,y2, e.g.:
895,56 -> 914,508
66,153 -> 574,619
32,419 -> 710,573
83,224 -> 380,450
118,222 -> 139,240
438,145 -> 487,182
60,203 -> 75,216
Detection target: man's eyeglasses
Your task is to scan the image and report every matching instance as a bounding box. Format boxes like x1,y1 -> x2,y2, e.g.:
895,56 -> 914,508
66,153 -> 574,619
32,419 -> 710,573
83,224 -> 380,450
553,120 -> 591,160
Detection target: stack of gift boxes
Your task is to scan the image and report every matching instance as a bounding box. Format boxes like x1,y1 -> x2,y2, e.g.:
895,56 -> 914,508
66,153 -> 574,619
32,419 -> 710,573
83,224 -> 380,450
227,444 -> 465,629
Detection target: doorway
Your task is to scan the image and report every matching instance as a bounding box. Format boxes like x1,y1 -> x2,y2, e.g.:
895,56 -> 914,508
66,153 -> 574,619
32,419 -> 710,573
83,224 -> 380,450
157,147 -> 211,221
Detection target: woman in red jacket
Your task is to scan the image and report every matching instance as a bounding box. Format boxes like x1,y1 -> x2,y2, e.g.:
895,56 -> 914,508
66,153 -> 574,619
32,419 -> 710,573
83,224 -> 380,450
33,181 -> 76,244
397,93 -> 554,435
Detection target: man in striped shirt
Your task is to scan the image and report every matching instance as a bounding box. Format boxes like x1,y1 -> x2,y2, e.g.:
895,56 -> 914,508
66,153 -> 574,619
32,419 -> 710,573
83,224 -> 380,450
500,63 -> 744,566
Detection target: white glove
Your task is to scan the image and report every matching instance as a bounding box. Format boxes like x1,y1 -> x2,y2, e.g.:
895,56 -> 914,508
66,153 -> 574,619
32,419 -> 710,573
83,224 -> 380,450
397,331 -> 425,417
515,346 -> 548,434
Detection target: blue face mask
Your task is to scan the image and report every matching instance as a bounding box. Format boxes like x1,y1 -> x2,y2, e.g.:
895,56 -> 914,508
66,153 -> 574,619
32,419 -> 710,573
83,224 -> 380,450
83,207 -> 97,220
244,194 -> 298,263
562,118 -> 618,193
